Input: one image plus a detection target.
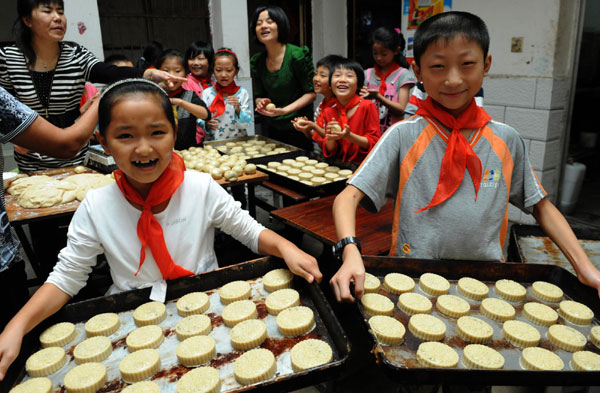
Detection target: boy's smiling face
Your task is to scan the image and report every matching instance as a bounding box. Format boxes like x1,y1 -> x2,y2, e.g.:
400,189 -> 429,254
413,36 -> 491,117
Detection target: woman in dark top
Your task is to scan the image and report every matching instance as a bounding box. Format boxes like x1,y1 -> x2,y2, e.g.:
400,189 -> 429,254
250,5 -> 316,150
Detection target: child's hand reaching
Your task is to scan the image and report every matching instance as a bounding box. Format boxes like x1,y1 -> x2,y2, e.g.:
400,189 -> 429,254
330,245 -> 365,302
170,97 -> 183,107
0,326 -> 23,381
279,243 -> 323,285
359,86 -> 370,98
226,96 -> 241,114
206,119 -> 219,131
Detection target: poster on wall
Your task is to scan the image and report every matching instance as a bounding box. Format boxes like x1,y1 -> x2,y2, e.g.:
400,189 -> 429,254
403,0 -> 452,63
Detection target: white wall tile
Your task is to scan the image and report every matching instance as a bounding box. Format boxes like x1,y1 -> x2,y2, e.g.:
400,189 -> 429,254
547,109 -> 566,141
483,77 -> 536,108
530,139 -> 562,171
504,108 -> 550,140
534,78 -> 553,110
484,105 -> 506,122
550,77 -> 570,110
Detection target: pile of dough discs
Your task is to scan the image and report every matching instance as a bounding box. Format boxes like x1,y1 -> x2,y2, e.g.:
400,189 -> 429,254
7,172 -> 115,208
176,145 -> 258,181
211,139 -> 293,157
256,156 -> 353,186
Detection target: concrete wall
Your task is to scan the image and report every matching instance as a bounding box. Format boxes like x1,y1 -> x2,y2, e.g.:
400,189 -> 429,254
311,0 -> 348,61
63,0 -> 104,59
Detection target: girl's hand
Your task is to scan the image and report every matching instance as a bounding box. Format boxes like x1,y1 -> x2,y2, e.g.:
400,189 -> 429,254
291,117 -> 311,132
0,326 -> 23,381
365,88 -> 380,99
206,119 -> 219,131
279,243 -> 322,285
227,96 -> 240,109
143,69 -> 187,84
330,245 -> 365,302
170,97 -> 183,107
326,119 -> 349,141
359,85 -> 370,98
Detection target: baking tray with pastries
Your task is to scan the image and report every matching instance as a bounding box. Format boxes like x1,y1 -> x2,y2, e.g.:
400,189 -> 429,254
7,257 -> 349,393
355,256 -> 600,385
203,136 -> 301,162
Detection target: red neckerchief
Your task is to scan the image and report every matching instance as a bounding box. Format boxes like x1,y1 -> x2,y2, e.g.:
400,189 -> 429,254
316,97 -> 336,127
208,82 -> 241,118
168,87 -> 183,98
374,63 -> 401,96
114,152 -> 193,280
414,97 -> 491,213
197,75 -> 212,89
333,95 -> 361,130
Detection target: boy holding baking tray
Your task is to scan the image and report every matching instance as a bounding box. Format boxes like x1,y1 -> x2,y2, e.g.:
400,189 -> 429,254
330,11 -> 600,302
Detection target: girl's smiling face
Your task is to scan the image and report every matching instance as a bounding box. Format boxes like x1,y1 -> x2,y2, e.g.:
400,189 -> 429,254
213,56 -> 237,87
160,57 -> 186,92
188,52 -> 210,78
313,65 -> 331,96
331,67 -> 358,103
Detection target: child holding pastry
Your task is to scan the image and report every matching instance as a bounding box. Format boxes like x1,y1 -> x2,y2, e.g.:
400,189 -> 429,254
0,79 -> 322,381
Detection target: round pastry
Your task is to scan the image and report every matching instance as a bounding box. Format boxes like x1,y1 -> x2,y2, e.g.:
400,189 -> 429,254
8,377 -> 52,393
265,288 -> 300,315
176,366 -> 221,393
531,281 -> 563,302
84,313 -> 120,337
277,164 -> 291,173
245,164 -> 257,175
210,168 -> 223,180
295,155 -> 309,162
26,347 -> 66,377
522,302 -> 558,326
300,180 -> 313,186
364,272 -> 381,293
521,347 -> 564,370
571,351 -> 600,371
276,306 -> 315,337
305,159 -> 318,166
324,172 -> 339,181
176,335 -> 216,367
298,172 -> 313,181
559,300 -> 594,325
590,326 -> 600,348
368,315 -> 406,345
436,294 -> 470,318
233,348 -> 276,385
73,336 -> 112,364
290,339 -> 334,372
222,300 -> 258,327
419,273 -> 450,296
457,277 -> 489,300
230,319 -> 267,350
263,268 -> 294,292
126,325 -> 164,352
397,292 -> 432,315
494,279 -> 527,302
287,168 -> 301,176
462,344 -> 504,370
310,168 -> 326,177
288,175 -> 300,181
254,140 -> 266,146
361,293 -> 394,316
548,324 -> 587,352
502,320 -> 540,348
416,342 -> 458,368
302,166 -> 316,174
408,314 -> 446,341
133,301 -> 166,326
456,316 -> 494,343
224,170 -> 238,181
282,159 -> 296,166
121,381 -> 161,393
311,176 -> 326,185
384,273 -> 415,294
119,348 -> 161,383
176,292 -> 210,317
480,297 -> 516,322
267,161 -> 281,169
176,314 -> 212,341
219,280 -> 251,304
63,362 -> 107,393
325,166 -> 340,173
338,169 -> 353,177
39,322 -> 77,348
290,161 -> 305,169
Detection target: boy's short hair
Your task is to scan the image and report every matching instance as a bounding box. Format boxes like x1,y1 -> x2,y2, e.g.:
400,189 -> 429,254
329,58 -> 365,95
104,54 -> 131,66
316,54 -> 344,73
250,5 -> 290,45
413,11 -> 489,66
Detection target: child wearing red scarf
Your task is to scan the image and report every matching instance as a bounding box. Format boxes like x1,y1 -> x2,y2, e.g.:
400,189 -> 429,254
182,41 -> 214,98
330,12 -> 600,304
0,79 -> 322,380
361,27 -> 416,134
200,48 -> 253,141
312,58 -> 380,165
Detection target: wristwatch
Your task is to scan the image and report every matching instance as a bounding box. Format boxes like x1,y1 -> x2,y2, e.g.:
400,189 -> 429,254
333,237 -> 361,260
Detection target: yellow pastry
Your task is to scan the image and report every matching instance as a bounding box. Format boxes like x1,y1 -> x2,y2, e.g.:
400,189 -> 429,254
233,348 -> 276,385
119,348 -> 161,383
408,314 -> 446,341
522,302 -> 558,326
480,297 -> 516,322
559,300 -> 594,325
384,273 -> 415,294
26,347 -> 66,377
436,294 -> 470,318
176,335 -> 216,367
8,377 -> 52,393
531,281 -> 563,303
368,315 -> 406,345
84,313 -> 120,337
276,306 -> 315,337
73,336 -> 112,364
126,325 -> 164,352
176,366 -> 221,393
462,344 -> 504,369
176,292 -> 210,316
456,316 -> 493,343
265,288 -> 300,315
416,342 -> 458,368
520,347 -> 563,370
263,268 -> 294,292
590,326 -> 600,348
571,351 -> 600,371
457,277 -> 489,300
419,273 -> 450,296
494,279 -> 526,302
397,292 -> 432,315
222,299 -> 258,327
502,320 -> 540,348
133,301 -> 166,326
39,322 -> 77,348
63,362 -> 107,393
361,293 -> 394,316
290,339 -> 334,372
230,319 -> 267,350
547,324 -> 587,352
219,280 -> 251,304
363,272 -> 381,293
121,381 -> 161,393
175,314 -> 212,341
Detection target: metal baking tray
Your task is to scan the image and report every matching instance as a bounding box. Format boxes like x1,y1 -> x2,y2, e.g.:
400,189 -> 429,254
358,256 -> 600,385
8,257 -> 349,392
203,136 -> 300,162
507,224 -> 600,275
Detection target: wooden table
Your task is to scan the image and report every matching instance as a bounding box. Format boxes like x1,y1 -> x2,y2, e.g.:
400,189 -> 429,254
271,195 -> 394,256
216,170 -> 268,218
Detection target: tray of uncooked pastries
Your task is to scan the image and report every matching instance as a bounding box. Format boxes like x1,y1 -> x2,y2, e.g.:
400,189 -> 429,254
8,257 -> 349,393
356,256 -> 600,385
204,136 -> 300,161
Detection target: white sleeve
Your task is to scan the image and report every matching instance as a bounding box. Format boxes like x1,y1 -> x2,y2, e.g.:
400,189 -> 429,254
45,198 -> 105,297
236,89 -> 253,128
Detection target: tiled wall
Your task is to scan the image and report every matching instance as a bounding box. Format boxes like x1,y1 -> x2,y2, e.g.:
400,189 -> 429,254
483,75 -> 571,224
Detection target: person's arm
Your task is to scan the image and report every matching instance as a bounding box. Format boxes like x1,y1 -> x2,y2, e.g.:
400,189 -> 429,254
257,229 -> 322,284
256,92 -> 316,118
370,84 -> 413,116
533,198 -> 600,297
330,185 -> 366,302
0,283 -> 70,381
89,62 -> 186,85
171,96 -> 211,121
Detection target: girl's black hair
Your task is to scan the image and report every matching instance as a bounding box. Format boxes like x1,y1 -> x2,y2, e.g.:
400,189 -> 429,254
13,0 -> 64,66
135,41 -> 164,69
329,58 -> 365,96
316,54 -> 344,73
184,41 -> 215,73
156,49 -> 185,70
98,79 -> 175,137
250,5 -> 290,45
413,11 -> 489,67
213,48 -> 239,72
371,27 -> 410,69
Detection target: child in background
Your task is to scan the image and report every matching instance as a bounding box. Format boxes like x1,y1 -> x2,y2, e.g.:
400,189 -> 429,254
157,50 -> 211,150
183,41 -> 215,99
104,54 -> 134,67
313,58 -> 380,165
361,27 -> 416,133
200,48 -> 252,141
80,54 -> 134,109
0,79 -> 322,380
135,40 -> 164,70
330,12 -> 600,303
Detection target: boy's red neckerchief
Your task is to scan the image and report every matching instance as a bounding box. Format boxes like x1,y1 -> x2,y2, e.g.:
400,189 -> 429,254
208,82 -> 241,118
114,152 -> 193,280
333,95 -> 361,131
168,87 -> 183,98
374,63 -> 400,96
415,97 -> 491,213
316,97 -> 336,127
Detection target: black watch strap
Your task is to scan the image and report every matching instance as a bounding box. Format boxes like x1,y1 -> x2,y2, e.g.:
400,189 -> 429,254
333,236 -> 361,259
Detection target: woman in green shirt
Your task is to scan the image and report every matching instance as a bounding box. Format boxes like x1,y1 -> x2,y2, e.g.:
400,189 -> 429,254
250,5 -> 316,150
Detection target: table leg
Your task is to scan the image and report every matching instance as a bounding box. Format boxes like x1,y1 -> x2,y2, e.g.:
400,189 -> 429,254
247,183 -> 256,218
13,224 -> 43,284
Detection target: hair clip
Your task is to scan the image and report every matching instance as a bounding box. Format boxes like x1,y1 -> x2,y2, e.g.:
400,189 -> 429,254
395,28 -> 402,35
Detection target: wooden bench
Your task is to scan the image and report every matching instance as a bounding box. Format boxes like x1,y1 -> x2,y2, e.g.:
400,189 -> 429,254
248,180 -> 311,213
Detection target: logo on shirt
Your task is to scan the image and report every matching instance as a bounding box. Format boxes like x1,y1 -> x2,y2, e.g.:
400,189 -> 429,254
482,168 -> 501,188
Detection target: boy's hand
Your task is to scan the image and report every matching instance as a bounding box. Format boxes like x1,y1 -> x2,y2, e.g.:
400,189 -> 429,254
206,119 -> 219,131
0,327 -> 23,381
330,245 -> 364,302
280,243 -> 323,285
576,262 -> 600,299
